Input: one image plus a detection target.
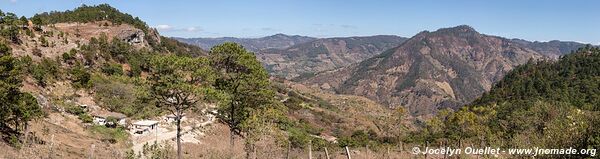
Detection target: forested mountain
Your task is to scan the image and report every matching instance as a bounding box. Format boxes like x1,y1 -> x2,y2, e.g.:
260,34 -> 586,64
303,25 -> 551,115
175,33 -> 316,51
413,46 -> 600,158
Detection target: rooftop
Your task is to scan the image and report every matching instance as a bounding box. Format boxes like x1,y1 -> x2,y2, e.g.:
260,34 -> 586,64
132,120 -> 159,126
90,110 -> 127,119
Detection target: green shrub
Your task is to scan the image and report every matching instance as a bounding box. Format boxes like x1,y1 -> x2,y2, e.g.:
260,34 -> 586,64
39,36 -> 49,47
89,125 -> 129,143
65,104 -> 85,115
9,134 -> 21,149
61,51 -> 75,63
288,128 -> 311,148
101,63 -> 123,76
29,58 -> 60,87
69,64 -> 91,88
79,113 -> 93,123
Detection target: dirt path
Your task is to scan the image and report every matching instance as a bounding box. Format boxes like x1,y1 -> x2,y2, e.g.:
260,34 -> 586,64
131,113 -> 216,156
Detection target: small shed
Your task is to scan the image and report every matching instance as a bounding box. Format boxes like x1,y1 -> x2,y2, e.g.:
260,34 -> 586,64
164,113 -> 185,123
131,120 -> 159,134
90,110 -> 127,126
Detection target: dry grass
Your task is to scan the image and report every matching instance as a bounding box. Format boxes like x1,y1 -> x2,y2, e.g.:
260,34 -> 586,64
0,112 -> 130,159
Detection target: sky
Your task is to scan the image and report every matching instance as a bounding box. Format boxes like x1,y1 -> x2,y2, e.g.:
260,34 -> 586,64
1,0 -> 599,44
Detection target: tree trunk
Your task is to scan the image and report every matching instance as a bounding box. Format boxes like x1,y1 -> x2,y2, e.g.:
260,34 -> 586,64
23,123 -> 29,146
345,146 -> 351,159
176,111 -> 182,159
286,143 -> 291,159
245,143 -> 257,159
230,129 -> 235,158
324,147 -> 330,159
308,140 -> 312,159
365,145 -> 369,159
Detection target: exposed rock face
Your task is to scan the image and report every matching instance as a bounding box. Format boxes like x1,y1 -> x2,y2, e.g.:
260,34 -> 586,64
303,25 -> 549,115
147,28 -> 162,45
117,29 -> 145,44
258,35 -> 408,79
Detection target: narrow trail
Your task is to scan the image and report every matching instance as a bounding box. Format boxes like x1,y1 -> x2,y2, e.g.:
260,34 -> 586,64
131,113 -> 216,156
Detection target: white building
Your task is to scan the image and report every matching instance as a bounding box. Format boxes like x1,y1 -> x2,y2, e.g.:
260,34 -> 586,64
131,120 -> 159,134
164,113 -> 185,123
90,110 -> 127,126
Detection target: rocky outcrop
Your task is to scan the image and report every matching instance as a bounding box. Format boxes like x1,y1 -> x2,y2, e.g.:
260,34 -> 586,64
117,29 -> 145,44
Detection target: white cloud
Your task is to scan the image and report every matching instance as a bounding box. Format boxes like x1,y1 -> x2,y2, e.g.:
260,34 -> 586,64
9,0 -> 17,3
186,27 -> 199,32
155,24 -> 173,30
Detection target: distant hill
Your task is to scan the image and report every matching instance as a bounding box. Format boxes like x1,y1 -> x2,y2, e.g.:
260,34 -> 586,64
177,34 -> 408,79
303,25 -> 556,115
510,39 -> 587,58
259,35 -> 408,79
174,34 -> 316,51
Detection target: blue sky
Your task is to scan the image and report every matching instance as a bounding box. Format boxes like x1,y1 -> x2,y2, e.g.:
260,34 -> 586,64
1,0 -> 599,44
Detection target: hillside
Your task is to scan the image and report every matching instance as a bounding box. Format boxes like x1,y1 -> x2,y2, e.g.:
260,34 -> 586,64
259,35 -> 408,79
412,46 -> 600,158
303,25 -> 553,115
175,33 -> 316,51
473,45 -> 599,110
0,4 -> 415,159
510,39 -> 588,58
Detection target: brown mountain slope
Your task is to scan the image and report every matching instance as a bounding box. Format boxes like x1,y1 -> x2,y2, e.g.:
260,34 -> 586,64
303,25 -> 547,115
258,35 -> 408,79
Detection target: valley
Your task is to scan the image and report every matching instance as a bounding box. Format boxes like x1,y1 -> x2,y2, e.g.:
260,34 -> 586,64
0,2 -> 598,159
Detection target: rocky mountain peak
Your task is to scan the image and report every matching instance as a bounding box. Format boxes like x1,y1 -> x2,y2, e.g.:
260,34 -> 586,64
302,26 -> 547,115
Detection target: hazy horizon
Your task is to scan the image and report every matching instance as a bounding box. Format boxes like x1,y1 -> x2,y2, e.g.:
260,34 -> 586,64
1,0 -> 599,44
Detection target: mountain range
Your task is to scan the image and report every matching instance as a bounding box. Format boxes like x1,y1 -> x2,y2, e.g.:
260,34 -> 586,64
301,25 -> 588,115
174,34 -> 316,51
177,34 -> 408,79
176,27 -> 589,115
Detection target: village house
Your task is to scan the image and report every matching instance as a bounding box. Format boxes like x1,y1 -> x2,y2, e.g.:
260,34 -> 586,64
164,113 -> 186,123
131,120 -> 159,134
90,110 -> 127,126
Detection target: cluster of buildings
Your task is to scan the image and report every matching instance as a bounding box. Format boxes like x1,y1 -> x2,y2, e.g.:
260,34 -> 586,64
79,104 -> 184,135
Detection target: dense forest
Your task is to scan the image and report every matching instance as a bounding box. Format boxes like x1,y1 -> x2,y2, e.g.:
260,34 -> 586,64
31,4 -> 148,32
413,46 -> 600,158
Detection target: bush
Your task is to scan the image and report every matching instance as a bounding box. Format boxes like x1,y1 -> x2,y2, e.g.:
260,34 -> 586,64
288,128 -> 311,148
29,58 -> 60,87
79,113 -> 93,123
101,63 -> 123,76
69,64 -> 91,88
65,104 -> 85,115
9,134 -> 21,149
39,36 -> 49,47
61,51 -> 75,63
337,130 -> 378,148
89,125 -> 129,143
